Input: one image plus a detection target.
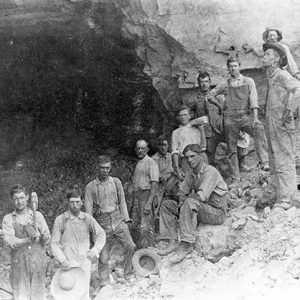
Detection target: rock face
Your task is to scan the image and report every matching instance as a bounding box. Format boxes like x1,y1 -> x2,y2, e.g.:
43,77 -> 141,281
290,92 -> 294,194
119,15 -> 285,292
114,0 -> 300,109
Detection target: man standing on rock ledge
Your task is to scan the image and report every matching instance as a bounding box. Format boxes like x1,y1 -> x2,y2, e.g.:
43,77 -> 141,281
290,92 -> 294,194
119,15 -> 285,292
207,56 -> 269,188
262,42 -> 300,209
158,144 -> 227,264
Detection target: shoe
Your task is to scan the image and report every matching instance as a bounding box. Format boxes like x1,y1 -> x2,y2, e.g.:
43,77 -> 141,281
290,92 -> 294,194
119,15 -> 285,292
261,163 -> 270,172
168,242 -> 193,264
158,241 -> 178,256
239,164 -> 253,173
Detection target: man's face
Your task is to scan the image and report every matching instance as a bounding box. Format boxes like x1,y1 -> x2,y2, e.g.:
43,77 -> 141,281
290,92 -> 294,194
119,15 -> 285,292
262,49 -> 278,67
135,141 -> 148,159
69,197 -> 83,215
98,162 -> 111,180
185,150 -> 202,169
178,109 -> 191,125
267,30 -> 279,43
228,62 -> 240,78
12,192 -> 28,212
158,140 -> 169,156
198,77 -> 210,92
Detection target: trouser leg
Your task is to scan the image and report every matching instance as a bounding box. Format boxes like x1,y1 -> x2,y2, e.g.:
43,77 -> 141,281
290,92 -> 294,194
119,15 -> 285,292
114,221 -> 135,279
98,243 -> 110,286
241,116 -> 269,165
79,259 -> 92,300
180,197 -> 225,244
224,116 -> 240,180
206,130 -> 221,165
30,249 -> 47,300
10,255 -> 31,300
159,200 -> 179,241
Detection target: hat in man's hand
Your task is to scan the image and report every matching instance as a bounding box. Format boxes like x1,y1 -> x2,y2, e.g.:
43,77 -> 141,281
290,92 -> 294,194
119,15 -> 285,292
262,42 -> 288,68
51,267 -> 87,300
262,27 -> 283,42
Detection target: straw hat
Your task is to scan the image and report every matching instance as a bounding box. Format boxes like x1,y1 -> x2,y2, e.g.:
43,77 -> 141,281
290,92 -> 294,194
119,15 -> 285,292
262,42 -> 288,68
51,267 -> 87,300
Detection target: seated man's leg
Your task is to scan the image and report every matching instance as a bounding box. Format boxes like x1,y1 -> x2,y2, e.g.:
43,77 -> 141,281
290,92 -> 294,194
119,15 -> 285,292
158,199 -> 179,255
98,243 -> 110,286
114,221 -> 136,280
170,197 -> 225,264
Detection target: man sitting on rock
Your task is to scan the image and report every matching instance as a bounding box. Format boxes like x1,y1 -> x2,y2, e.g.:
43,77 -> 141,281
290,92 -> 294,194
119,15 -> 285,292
158,144 -> 228,264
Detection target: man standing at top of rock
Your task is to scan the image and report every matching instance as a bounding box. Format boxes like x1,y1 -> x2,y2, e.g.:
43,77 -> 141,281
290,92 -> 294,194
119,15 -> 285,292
171,106 -> 208,181
158,144 -> 227,263
189,71 -> 252,171
207,56 -> 269,188
262,42 -> 300,209
262,27 -> 300,80
132,139 -> 159,247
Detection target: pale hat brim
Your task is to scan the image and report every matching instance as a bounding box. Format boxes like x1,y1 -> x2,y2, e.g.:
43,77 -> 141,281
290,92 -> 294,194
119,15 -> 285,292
237,132 -> 250,149
51,267 -> 87,300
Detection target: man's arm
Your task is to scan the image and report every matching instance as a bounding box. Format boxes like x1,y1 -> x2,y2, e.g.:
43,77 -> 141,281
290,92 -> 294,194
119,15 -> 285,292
2,215 -> 30,249
207,81 -> 227,113
114,178 -> 130,221
171,131 -> 185,180
36,212 -> 51,245
87,216 -> 106,259
282,44 -> 300,78
177,175 -> 193,207
50,216 -> 67,264
84,184 -> 94,216
144,160 -> 159,214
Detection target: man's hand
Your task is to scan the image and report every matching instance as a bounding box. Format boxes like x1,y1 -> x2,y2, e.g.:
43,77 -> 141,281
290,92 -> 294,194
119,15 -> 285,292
87,248 -> 99,261
24,224 -> 40,241
283,109 -> 293,123
143,202 -> 152,215
61,259 -> 72,271
176,169 -> 185,181
253,118 -> 262,128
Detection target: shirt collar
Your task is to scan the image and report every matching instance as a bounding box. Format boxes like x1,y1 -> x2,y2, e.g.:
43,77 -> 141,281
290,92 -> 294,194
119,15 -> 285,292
197,89 -> 210,97
139,154 -> 149,162
65,210 -> 85,220
12,208 -> 33,217
229,74 -> 243,83
192,162 -> 206,176
156,152 -> 168,158
95,176 -> 111,185
179,122 -> 192,128
269,67 -> 281,78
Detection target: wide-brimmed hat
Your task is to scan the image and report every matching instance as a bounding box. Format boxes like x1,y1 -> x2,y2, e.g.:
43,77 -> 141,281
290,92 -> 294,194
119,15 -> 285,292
262,42 -> 288,68
262,27 -> 283,42
51,267 -> 87,300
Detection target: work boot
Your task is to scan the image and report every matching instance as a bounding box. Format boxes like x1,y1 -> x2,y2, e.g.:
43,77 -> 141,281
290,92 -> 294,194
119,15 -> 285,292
158,240 -> 178,256
261,163 -> 270,172
168,242 -> 193,264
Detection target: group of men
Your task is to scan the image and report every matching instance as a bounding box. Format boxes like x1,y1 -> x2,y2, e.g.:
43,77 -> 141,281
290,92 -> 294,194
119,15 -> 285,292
2,27 -> 300,300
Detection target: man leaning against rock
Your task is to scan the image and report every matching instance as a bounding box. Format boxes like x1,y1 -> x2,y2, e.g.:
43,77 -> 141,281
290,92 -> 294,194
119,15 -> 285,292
158,144 -> 228,264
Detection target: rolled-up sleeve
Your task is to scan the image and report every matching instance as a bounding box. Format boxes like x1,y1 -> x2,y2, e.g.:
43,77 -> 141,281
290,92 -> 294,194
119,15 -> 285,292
247,78 -> 259,109
50,216 -> 67,264
2,214 -> 18,248
197,169 -> 227,202
89,217 -> 106,255
280,72 -> 300,111
208,80 -> 228,98
171,130 -> 180,155
84,184 -> 94,216
149,159 -> 159,183
114,178 -> 130,221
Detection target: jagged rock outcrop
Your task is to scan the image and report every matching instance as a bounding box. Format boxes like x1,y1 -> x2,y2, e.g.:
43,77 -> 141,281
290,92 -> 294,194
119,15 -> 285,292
113,0 -> 300,109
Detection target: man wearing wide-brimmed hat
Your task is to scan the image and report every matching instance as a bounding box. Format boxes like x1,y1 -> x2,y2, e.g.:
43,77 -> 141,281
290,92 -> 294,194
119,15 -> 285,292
262,27 -> 300,80
51,185 -> 106,299
262,42 -> 300,209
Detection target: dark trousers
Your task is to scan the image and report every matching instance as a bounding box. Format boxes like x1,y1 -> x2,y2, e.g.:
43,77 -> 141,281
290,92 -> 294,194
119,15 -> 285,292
98,218 -> 135,285
224,111 -> 268,180
159,196 -> 226,244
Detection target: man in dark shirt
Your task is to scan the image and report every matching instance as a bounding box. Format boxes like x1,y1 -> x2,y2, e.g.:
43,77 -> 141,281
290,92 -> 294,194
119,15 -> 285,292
158,144 -> 228,263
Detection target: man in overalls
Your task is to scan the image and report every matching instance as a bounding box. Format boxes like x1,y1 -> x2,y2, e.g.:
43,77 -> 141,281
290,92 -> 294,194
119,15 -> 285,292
208,57 -> 269,188
85,155 -> 135,287
262,42 -> 300,209
2,185 -> 50,300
